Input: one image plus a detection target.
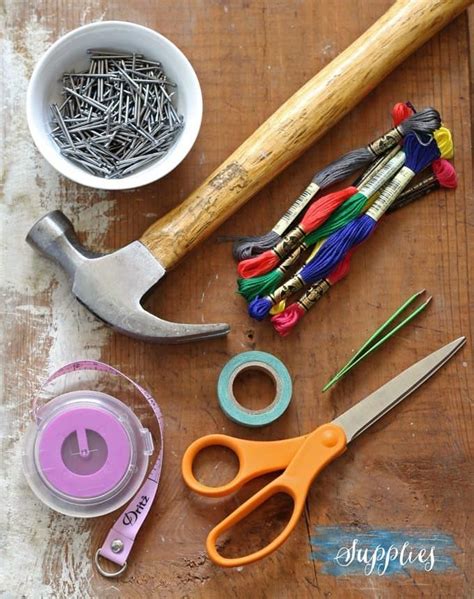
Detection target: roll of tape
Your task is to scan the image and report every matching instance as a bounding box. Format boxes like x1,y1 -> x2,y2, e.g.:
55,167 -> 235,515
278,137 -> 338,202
217,351 -> 292,427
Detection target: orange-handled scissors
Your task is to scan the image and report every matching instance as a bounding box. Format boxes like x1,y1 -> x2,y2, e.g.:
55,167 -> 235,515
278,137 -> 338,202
182,338 -> 465,568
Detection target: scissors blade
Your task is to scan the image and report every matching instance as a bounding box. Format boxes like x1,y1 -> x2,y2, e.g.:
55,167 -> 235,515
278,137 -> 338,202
332,337 -> 466,443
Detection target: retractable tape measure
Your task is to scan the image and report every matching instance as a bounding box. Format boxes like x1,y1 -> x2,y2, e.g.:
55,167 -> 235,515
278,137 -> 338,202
22,360 -> 164,578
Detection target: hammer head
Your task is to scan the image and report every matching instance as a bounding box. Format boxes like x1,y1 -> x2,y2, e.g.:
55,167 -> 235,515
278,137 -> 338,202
26,211 -> 230,343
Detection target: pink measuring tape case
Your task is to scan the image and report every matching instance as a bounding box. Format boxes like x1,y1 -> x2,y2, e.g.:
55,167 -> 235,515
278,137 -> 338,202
22,360 -> 164,577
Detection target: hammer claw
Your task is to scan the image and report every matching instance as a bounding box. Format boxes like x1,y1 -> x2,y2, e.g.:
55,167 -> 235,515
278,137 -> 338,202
27,211 -> 230,344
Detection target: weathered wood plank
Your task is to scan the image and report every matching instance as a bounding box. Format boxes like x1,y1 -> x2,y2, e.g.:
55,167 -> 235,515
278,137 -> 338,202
1,1 -> 472,597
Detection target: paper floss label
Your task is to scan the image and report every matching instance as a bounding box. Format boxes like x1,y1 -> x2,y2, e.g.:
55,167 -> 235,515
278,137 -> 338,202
389,181 -> 438,212
368,127 -> 403,156
359,151 -> 405,199
273,225 -> 306,259
299,280 -> 330,311
366,167 -> 415,221
358,145 -> 401,189
270,275 -> 305,304
279,243 -> 307,273
273,182 -> 319,235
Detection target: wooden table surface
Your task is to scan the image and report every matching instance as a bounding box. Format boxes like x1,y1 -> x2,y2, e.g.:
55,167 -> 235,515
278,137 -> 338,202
2,1 -> 473,598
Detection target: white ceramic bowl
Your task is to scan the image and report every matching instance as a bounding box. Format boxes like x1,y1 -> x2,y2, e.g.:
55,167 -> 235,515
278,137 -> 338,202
26,21 -> 203,190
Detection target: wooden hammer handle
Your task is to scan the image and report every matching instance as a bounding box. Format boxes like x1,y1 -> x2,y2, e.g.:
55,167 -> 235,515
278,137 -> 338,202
140,0 -> 470,270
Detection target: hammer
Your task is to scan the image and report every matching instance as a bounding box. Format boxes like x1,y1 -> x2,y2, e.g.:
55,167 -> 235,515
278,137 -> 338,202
27,0 -> 470,343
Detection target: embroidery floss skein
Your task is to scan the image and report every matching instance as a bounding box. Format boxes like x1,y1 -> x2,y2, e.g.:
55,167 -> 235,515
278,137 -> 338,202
271,254 -> 353,336
237,242 -> 316,302
238,128 -> 452,301
248,129 -> 452,321
238,178 -> 380,302
349,101 -> 414,189
237,174 -> 381,302
236,151 -> 391,301
391,101 -> 414,126
237,186 -> 357,278
238,148 -> 407,279
271,159 -> 458,334
237,143 -> 411,301
268,239 -> 327,315
232,108 -> 441,261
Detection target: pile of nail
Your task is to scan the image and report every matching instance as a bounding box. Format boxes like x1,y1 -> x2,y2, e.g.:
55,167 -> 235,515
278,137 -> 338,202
50,49 -> 184,178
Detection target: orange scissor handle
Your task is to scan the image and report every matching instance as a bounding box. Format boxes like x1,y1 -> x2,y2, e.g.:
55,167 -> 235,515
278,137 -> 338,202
205,423 -> 347,567
182,433 -> 308,498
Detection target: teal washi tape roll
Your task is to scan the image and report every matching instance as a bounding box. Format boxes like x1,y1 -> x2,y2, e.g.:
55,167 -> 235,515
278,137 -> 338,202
217,351 -> 292,427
